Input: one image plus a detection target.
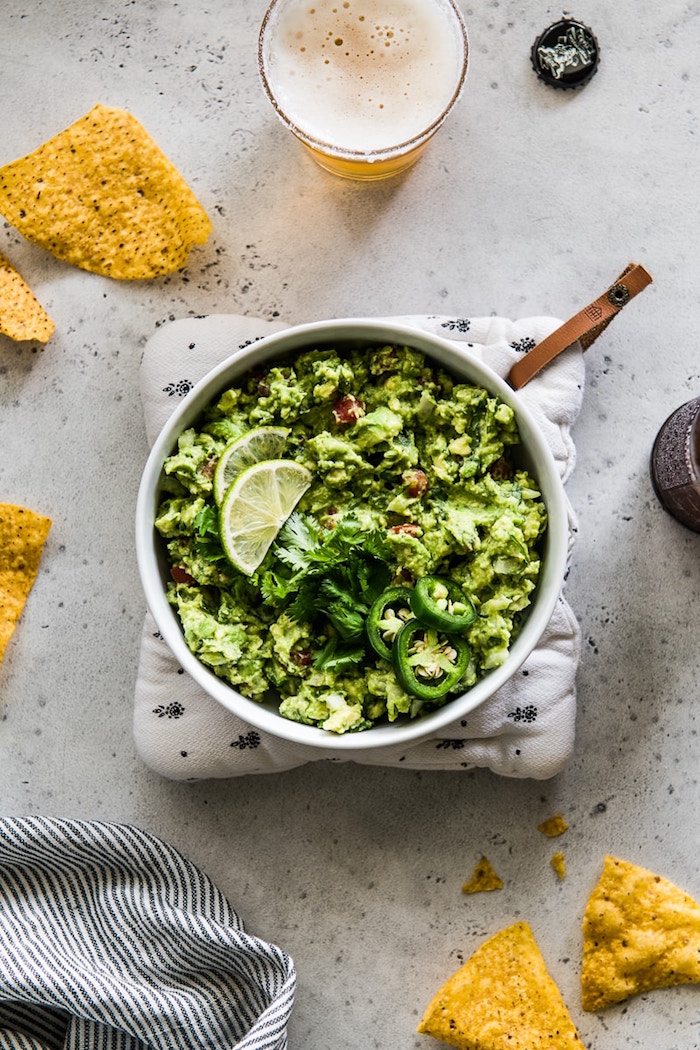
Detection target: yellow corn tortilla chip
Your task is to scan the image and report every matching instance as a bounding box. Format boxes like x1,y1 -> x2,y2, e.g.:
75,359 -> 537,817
0,503 -> 52,664
0,104 -> 212,280
0,251 -> 54,343
417,922 -> 581,1049
551,852 -> 566,880
581,855 -> 700,1011
538,815 -> 569,838
462,856 -> 503,894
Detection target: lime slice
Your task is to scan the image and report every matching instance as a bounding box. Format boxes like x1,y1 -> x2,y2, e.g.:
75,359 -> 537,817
213,426 -> 290,505
219,459 -> 312,575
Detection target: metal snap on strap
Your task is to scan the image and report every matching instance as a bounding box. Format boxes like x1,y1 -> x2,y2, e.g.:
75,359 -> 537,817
507,263 -> 653,389
608,283 -> 630,308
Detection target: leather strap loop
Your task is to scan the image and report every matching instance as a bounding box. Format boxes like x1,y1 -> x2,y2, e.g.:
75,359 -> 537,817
507,262 -> 653,390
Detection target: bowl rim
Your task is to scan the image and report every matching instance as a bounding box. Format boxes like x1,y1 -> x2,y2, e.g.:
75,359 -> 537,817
135,318 -> 569,751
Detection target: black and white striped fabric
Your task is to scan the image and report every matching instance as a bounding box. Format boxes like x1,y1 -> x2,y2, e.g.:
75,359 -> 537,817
0,817 -> 296,1050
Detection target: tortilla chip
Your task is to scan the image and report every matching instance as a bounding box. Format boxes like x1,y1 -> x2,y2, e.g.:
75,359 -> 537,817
551,852 -> 566,880
0,104 -> 212,280
462,856 -> 503,894
538,815 -> 569,838
0,251 -> 54,343
581,855 -> 700,1011
0,503 -> 52,664
417,922 -> 581,1049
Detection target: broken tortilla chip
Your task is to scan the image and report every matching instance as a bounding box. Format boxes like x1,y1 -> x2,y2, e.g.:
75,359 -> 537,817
0,503 -> 52,664
0,251 -> 54,343
551,852 -> 566,881
538,815 -> 569,838
0,104 -> 212,280
581,855 -> 700,1011
462,856 -> 503,894
418,922 -> 581,1049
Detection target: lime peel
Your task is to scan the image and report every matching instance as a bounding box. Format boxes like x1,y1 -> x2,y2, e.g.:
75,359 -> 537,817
213,426 -> 290,505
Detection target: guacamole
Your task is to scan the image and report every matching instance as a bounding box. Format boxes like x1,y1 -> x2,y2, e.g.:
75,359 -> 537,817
155,343 -> 547,733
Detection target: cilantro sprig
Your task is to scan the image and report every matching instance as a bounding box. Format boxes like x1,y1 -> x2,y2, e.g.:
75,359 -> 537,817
261,512 -> 394,670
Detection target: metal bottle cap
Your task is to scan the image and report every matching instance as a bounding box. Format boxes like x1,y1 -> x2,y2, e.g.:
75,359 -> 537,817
531,19 -> 599,89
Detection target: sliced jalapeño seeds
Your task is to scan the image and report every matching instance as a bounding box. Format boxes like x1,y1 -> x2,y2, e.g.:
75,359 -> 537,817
392,621 -> 470,702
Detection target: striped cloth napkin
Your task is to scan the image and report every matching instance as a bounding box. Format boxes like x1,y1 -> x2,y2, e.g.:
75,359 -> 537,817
136,314 -> 584,781
0,816 -> 295,1050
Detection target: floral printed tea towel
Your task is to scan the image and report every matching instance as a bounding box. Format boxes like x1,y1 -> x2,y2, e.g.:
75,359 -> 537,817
135,313 -> 584,781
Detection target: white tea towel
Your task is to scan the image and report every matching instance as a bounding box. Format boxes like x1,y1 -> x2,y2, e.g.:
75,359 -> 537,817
0,815 -> 296,1050
135,313 -> 585,781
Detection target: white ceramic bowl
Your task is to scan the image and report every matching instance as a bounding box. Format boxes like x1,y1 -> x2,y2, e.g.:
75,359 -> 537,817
136,319 -> 569,752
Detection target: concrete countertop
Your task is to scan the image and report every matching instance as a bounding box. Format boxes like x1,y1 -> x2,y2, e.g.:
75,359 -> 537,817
1,2 -> 698,1047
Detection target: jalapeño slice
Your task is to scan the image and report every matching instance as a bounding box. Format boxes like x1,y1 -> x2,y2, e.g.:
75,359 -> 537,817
392,620 -> 470,702
410,575 -> 476,633
366,586 -> 415,661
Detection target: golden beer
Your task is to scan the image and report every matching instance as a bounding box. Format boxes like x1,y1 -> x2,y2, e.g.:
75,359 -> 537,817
258,0 -> 468,180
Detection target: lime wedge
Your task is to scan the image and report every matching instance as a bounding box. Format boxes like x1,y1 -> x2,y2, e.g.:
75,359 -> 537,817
213,426 -> 290,505
219,459 -> 312,575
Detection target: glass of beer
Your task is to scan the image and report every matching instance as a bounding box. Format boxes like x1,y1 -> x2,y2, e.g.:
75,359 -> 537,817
258,0 -> 469,180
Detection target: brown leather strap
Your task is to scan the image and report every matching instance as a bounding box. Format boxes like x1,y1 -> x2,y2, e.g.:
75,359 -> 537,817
507,262 -> 653,390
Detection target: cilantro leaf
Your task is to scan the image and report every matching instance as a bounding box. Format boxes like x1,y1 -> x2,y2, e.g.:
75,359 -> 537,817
192,504 -> 228,565
286,580 -> 319,624
313,636 -> 366,673
274,513 -> 321,571
317,578 -> 367,641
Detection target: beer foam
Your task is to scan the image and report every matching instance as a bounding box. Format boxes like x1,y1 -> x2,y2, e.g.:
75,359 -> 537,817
262,0 -> 466,153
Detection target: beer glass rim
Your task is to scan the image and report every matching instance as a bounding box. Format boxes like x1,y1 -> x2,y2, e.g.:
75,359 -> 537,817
258,0 -> 469,163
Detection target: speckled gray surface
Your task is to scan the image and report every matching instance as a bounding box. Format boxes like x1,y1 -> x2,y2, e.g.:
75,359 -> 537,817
1,2 -> 699,1047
